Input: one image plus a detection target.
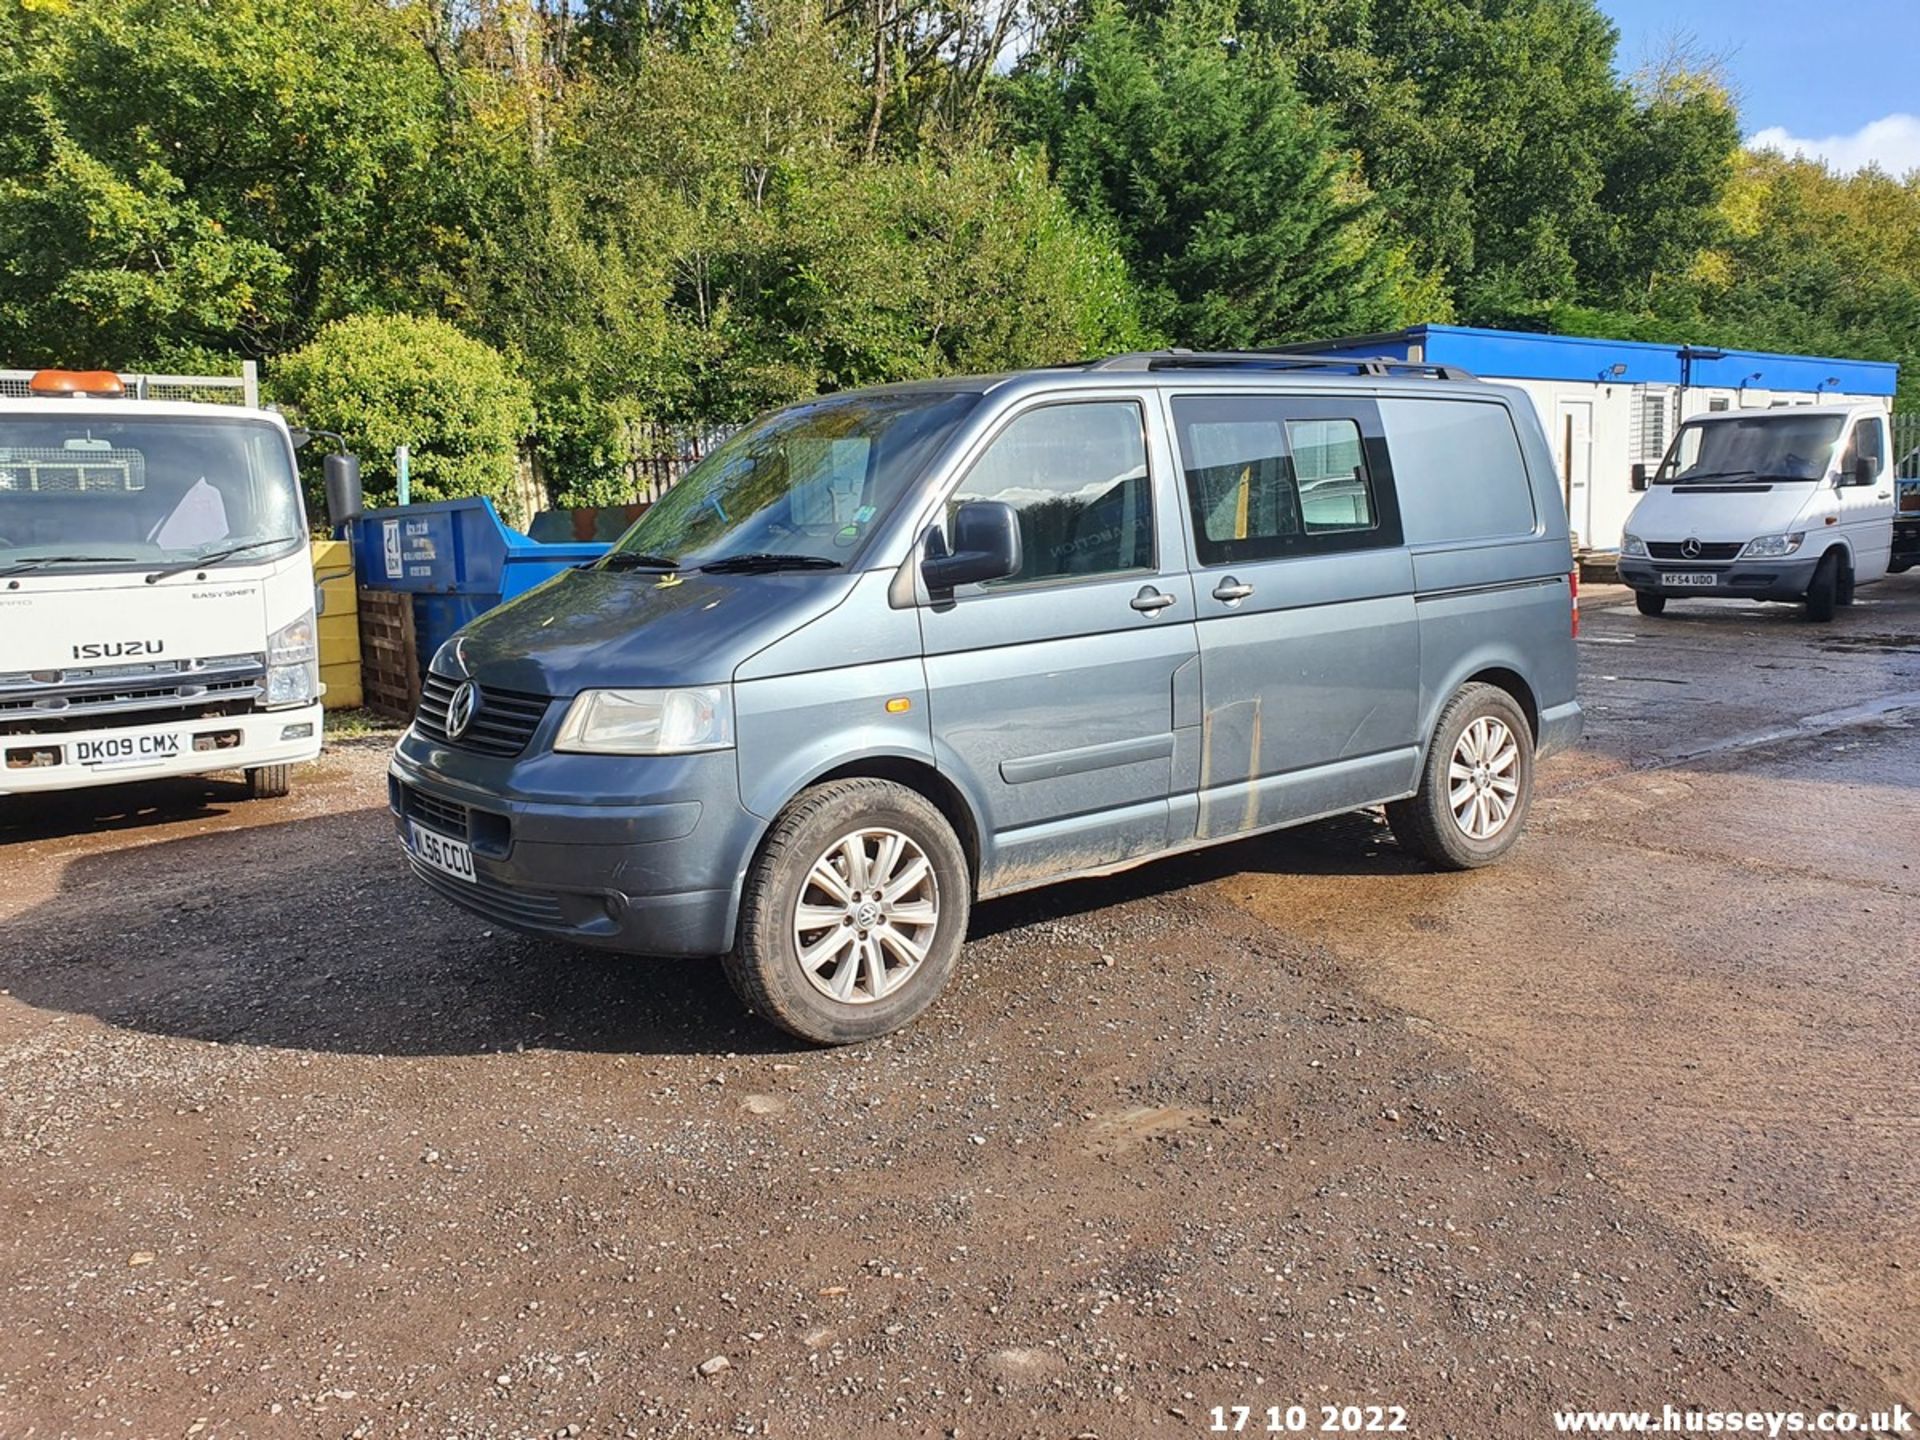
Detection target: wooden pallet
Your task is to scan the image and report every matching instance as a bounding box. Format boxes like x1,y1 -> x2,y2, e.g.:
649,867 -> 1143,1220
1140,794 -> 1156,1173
356,588 -> 420,721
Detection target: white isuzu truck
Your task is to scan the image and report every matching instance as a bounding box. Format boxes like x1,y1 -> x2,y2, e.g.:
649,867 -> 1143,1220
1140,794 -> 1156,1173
0,367 -> 359,800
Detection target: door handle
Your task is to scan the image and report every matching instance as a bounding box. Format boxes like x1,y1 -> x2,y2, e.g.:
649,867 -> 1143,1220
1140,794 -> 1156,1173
1130,586 -> 1177,614
1211,577 -> 1255,604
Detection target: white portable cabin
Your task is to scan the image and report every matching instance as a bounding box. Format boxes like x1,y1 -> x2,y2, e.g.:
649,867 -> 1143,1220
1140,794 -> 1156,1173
1281,325 -> 1899,555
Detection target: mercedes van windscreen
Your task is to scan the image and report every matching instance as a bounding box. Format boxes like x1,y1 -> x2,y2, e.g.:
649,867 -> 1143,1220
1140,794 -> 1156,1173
1655,413 -> 1844,485
601,389 -> 982,574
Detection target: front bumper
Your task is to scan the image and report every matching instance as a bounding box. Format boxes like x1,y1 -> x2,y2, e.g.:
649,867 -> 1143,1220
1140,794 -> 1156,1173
388,731 -> 763,957
0,704 -> 323,795
1618,553 -> 1821,603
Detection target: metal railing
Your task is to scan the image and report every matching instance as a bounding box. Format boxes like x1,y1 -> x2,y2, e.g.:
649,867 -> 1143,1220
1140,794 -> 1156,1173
0,361 -> 259,408
1895,411 -> 1918,479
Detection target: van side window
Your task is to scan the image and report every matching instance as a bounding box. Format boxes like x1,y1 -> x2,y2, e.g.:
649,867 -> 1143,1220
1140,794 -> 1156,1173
949,401 -> 1153,584
1842,417 -> 1885,481
1170,395 -> 1398,564
1377,399 -> 1537,545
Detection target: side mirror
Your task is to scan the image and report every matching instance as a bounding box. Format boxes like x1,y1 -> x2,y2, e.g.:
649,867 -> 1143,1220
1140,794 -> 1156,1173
1630,463 -> 1650,493
922,500 -> 1022,594
1853,453 -> 1876,487
323,450 -> 363,528
289,427 -> 313,452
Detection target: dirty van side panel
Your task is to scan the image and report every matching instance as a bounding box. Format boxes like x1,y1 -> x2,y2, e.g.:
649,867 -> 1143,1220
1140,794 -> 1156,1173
917,395 -> 1199,893
1166,391 -> 1421,838
1382,395 -> 1578,750
732,570 -> 936,822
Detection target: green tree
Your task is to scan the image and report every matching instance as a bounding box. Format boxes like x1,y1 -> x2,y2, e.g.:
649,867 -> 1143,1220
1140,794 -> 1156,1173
0,0 -> 447,366
1011,0 -> 1413,348
270,315 -> 537,521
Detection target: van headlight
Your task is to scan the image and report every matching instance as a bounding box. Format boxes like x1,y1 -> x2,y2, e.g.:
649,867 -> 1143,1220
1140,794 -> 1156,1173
1740,532 -> 1805,559
264,611 -> 318,709
1620,533 -> 1648,558
554,686 -> 734,754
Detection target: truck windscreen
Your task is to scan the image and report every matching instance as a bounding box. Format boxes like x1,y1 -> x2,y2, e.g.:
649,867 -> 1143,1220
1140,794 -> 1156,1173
0,415 -> 302,573
1656,414 -> 1844,484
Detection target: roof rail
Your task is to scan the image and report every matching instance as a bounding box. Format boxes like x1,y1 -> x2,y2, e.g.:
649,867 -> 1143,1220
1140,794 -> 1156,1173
1083,349 -> 1479,382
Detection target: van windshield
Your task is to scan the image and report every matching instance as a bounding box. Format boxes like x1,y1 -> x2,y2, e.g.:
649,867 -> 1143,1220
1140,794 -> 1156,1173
604,390 -> 981,571
1656,414 -> 1843,484
0,415 -> 303,573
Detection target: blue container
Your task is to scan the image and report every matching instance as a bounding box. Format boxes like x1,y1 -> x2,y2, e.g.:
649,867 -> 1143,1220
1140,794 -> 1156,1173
350,497 -> 609,676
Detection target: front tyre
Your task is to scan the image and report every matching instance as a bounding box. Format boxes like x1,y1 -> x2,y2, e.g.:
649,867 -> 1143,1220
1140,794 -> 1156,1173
724,778 -> 970,1044
1635,590 -> 1667,617
1387,683 -> 1535,871
244,764 -> 291,800
1805,552 -> 1840,622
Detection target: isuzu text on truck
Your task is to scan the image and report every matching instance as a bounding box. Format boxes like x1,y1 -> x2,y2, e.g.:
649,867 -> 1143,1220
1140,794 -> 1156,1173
0,368 -> 357,800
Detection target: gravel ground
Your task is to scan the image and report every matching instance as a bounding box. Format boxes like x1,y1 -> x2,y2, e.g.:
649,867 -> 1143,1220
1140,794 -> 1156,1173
1,581 -> 1916,1439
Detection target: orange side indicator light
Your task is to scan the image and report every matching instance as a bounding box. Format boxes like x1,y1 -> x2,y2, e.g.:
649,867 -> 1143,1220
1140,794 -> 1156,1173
885,697 -> 912,714
28,369 -> 125,398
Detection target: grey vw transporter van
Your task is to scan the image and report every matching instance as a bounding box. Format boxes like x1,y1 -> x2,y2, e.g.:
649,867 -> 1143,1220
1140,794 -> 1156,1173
390,353 -> 1582,1043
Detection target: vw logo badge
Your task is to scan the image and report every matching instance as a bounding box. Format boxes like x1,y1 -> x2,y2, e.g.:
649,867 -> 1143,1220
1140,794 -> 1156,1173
446,680 -> 479,740
1681,537 -> 1702,559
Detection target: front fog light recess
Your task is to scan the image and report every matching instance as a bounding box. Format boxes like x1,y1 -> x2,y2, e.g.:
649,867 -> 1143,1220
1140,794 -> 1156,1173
265,610 -> 318,709
555,686 -> 734,754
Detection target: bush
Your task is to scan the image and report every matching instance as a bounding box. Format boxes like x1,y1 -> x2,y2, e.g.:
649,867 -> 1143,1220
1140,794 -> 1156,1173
270,314 -> 535,522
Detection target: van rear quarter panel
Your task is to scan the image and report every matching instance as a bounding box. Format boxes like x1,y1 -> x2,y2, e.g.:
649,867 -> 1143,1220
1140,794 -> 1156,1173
1382,393 -> 1578,747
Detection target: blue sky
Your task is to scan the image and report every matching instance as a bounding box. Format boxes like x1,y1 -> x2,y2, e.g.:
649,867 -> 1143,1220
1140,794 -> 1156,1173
1595,0 -> 1920,174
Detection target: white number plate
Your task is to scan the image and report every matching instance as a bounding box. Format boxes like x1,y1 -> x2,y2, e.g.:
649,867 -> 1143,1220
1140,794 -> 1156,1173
1661,571 -> 1717,587
74,732 -> 183,767
409,822 -> 476,883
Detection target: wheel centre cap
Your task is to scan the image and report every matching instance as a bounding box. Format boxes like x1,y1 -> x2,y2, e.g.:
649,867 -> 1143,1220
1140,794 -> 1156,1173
854,901 -> 882,929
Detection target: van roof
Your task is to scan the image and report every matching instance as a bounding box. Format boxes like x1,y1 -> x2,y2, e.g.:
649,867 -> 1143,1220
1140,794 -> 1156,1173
1683,404 -> 1872,423
0,395 -> 284,424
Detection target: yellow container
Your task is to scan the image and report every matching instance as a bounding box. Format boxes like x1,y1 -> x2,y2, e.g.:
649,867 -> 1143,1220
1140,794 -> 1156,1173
311,538 -> 362,710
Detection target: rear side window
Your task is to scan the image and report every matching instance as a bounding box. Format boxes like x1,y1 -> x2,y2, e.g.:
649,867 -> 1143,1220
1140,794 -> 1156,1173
1170,395 -> 1399,565
1378,399 -> 1538,545
949,400 -> 1153,585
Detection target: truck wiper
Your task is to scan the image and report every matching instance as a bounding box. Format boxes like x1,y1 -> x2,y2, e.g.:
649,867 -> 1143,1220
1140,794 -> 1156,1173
146,535 -> 300,583
599,551 -> 681,572
0,553 -> 135,577
1668,470 -> 1759,484
698,553 -> 844,574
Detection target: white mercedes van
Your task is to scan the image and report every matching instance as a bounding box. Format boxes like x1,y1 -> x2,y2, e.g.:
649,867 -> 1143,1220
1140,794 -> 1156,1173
1617,404 -> 1896,621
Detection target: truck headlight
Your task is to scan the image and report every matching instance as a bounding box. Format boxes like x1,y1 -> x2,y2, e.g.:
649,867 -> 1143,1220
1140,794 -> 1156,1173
554,686 -> 734,754
1621,532 -> 1648,558
1740,533 -> 1805,559
264,611 -> 318,709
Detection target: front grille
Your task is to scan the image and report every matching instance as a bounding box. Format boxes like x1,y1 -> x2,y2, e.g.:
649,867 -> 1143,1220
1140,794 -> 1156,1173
412,671 -> 550,757
0,656 -> 264,735
1646,540 -> 1743,561
400,783 -> 470,840
409,856 -> 568,930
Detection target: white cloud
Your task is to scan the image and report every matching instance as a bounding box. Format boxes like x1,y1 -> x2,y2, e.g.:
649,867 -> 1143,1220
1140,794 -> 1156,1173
1746,114 -> 1920,176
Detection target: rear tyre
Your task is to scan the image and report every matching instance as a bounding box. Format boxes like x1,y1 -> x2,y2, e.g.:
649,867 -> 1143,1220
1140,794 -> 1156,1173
724,778 -> 970,1045
1387,683 -> 1535,871
1634,590 -> 1667,617
1805,552 -> 1840,622
244,764 -> 291,800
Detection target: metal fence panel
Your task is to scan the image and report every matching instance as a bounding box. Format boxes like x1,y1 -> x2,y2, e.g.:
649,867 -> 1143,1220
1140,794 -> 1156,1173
1895,412 -> 1919,479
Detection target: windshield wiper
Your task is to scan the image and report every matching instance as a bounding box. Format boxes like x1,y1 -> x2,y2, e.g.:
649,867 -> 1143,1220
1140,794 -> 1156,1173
698,553 -> 844,574
599,551 -> 681,572
145,535 -> 300,584
0,553 -> 137,578
1667,470 -> 1760,485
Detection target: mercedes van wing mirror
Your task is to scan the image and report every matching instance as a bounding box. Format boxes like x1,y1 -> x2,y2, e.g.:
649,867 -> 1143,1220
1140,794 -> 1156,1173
323,450 -> 364,528
1853,454 -> 1877,487
922,500 -> 1022,593
1630,463 -> 1650,492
